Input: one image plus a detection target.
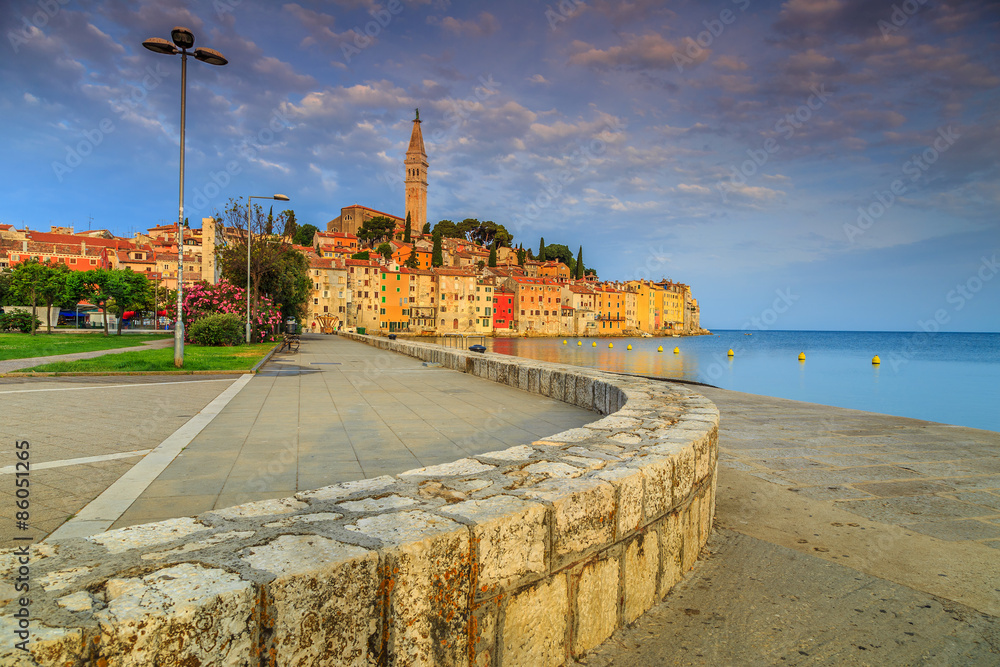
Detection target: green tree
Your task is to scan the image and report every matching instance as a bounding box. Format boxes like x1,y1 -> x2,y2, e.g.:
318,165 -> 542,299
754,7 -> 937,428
404,212 -> 412,244
421,222 -> 431,235
543,243 -> 574,269
0,269 -> 12,306
37,262 -> 73,334
538,237 -> 546,261
457,218 -> 479,240
404,250 -> 419,269
357,216 -> 397,248
351,251 -> 371,260
98,269 -> 152,335
265,206 -> 274,235
10,259 -> 49,336
432,219 -> 466,240
585,268 -> 596,277
293,223 -> 318,246
575,246 -> 584,279
84,268 -> 113,336
281,209 -> 298,239
431,230 -> 444,267
376,242 -> 394,260
517,244 -> 526,267
488,244 -> 497,267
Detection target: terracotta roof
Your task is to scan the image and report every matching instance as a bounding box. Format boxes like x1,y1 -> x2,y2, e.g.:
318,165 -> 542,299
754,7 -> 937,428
26,231 -> 133,249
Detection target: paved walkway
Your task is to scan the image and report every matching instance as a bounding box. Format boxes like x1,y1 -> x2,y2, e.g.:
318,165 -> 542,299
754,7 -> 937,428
5,334 -> 594,539
577,387 -> 1000,665
0,337 -> 174,373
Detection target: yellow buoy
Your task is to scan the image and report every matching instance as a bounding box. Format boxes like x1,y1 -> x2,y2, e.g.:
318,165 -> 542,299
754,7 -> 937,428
657,346 -> 663,352
592,342 -> 597,347
727,349 -> 734,357
798,352 -> 806,361
608,342 -> 613,348
577,341 -> 582,346
673,347 -> 679,354
872,355 -> 881,365
627,344 -> 632,350
562,340 -> 567,345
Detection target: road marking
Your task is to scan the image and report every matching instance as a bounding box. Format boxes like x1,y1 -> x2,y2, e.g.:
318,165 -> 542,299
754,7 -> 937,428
0,450 -> 152,475
46,374 -> 255,541
0,378 -> 236,394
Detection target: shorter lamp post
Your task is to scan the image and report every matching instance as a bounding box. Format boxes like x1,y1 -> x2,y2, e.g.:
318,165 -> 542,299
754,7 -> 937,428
246,194 -> 290,343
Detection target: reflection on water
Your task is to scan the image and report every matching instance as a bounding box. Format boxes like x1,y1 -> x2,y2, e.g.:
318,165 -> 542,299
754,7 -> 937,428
424,331 -> 1000,432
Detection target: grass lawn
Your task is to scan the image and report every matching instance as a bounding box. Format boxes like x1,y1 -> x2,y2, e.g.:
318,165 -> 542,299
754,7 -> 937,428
14,342 -> 276,373
0,332 -> 173,361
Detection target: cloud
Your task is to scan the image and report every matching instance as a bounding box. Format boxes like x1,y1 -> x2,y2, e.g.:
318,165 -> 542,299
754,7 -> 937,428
429,12 -> 499,37
527,74 -> 549,85
568,33 -> 703,71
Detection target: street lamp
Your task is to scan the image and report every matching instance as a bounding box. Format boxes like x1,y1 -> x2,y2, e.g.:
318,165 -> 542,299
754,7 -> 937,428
246,194 -> 290,343
143,27 -> 228,367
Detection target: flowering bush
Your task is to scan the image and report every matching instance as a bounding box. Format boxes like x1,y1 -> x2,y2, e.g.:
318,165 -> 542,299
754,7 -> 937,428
181,280 -> 283,343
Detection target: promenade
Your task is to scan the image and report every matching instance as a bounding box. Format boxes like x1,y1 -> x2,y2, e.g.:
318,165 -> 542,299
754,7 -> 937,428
576,387 -> 1000,665
0,334 -> 594,544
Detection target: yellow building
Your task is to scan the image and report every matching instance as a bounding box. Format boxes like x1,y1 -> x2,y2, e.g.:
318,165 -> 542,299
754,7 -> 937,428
379,267 -> 410,332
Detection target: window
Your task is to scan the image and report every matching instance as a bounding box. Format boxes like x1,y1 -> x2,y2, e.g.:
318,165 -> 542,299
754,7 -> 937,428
313,298 -> 319,304
323,306 -> 329,312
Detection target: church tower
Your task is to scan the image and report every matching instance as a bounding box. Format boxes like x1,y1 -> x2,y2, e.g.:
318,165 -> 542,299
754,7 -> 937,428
404,109 -> 428,233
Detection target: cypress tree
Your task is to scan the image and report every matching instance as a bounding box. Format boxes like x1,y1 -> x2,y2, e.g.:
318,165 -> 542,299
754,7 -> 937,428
517,244 -> 526,266
422,222 -> 431,235
404,212 -> 412,243
431,230 -> 443,267
575,246 -> 584,279
488,244 -> 497,268
538,237 -> 546,261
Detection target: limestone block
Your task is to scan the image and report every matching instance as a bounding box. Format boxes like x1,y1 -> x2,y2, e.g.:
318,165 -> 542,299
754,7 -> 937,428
699,484 -> 714,543
682,498 -> 701,572
524,461 -> 583,479
566,446 -> 621,461
39,565 -> 94,592
95,563 -> 255,665
440,495 -> 547,594
544,427 -> 593,443
561,455 -> 608,471
470,601 -> 498,667
575,375 -> 594,410
672,443 -> 696,506
56,591 -> 94,613
593,381 -> 609,414
572,556 -> 619,656
609,433 -> 641,445
638,454 -> 674,520
349,511 -> 470,666
242,535 -> 379,666
595,466 -> 644,538
524,479 -> 614,565
0,616 -> 88,666
528,367 -> 540,393
623,530 -> 659,623
501,576 -> 568,667
142,530 -> 256,561
296,475 -> 397,502
399,458 -> 494,479
539,368 -> 553,397
477,445 -> 535,461
339,495 -> 419,513
87,517 -> 210,554
204,497 -> 306,521
658,512 -> 683,598
588,415 -> 642,431
518,365 -> 530,391
263,513 -> 343,528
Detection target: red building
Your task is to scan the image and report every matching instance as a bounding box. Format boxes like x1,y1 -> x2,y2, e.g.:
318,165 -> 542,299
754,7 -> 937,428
493,287 -> 514,330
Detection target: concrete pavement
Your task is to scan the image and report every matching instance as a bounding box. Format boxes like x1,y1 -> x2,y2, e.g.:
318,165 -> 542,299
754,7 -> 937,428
575,387 -> 1000,665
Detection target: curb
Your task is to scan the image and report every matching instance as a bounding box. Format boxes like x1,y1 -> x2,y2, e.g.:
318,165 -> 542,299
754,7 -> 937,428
250,342 -> 283,373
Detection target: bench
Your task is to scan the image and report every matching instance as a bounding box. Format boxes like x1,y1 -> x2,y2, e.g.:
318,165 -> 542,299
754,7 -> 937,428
277,333 -> 300,353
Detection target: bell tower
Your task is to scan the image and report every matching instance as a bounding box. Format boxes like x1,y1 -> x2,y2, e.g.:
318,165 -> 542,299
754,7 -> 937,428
404,109 -> 428,233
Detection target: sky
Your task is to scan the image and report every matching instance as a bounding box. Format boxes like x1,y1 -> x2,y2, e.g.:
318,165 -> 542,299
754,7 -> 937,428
1,0 -> 998,332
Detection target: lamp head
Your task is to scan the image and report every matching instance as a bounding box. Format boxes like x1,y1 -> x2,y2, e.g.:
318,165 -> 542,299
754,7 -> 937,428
273,194 -> 290,201
142,37 -> 178,55
170,26 -> 195,50
194,47 -> 228,66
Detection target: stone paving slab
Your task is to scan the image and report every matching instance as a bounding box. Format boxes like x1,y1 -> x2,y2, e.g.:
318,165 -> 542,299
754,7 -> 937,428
110,334 -> 595,529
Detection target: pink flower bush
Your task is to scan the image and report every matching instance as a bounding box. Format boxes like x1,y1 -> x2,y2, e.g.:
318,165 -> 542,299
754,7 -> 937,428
181,280 -> 283,343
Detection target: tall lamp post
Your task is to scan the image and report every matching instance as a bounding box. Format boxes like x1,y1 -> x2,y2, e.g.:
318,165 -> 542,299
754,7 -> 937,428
246,194 -> 290,343
142,27 -> 228,367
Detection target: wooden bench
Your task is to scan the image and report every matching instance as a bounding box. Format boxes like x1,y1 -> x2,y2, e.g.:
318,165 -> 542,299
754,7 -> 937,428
277,333 -> 300,353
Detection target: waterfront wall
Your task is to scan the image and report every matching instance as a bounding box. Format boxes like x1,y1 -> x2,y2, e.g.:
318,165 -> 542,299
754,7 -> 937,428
1,335 -> 718,666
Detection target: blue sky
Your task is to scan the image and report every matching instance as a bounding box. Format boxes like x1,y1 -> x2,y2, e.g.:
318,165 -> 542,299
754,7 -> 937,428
1,0 -> 998,331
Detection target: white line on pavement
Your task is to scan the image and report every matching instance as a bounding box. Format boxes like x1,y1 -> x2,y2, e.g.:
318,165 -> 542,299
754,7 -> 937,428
0,450 -> 152,475
46,373 -> 255,541
0,379 -> 236,394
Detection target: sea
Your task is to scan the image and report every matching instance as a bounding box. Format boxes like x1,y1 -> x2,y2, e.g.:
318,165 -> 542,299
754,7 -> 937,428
430,330 -> 1000,433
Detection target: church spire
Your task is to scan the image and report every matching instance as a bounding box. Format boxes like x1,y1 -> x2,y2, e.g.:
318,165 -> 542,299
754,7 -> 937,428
405,109 -> 428,233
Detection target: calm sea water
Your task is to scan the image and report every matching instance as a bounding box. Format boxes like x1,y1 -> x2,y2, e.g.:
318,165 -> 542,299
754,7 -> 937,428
430,331 -> 1000,432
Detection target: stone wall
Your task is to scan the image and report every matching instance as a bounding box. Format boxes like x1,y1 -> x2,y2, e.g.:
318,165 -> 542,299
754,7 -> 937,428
1,335 -> 718,666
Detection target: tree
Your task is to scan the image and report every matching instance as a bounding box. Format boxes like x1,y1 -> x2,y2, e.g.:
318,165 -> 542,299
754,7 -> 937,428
10,259 -> 48,336
351,251 -> 371,260
421,222 -> 431,235
585,268 -> 597,277
100,269 -> 152,335
213,198 -> 312,327
376,242 -> 394,260
84,268 -> 113,336
575,246 -> 584,279
543,243 -> 574,270
404,250 -> 419,269
37,262 -> 74,334
517,244 -> 526,267
281,209 -> 298,239
357,216 -> 396,248
432,219 -> 465,240
404,212 -> 412,244
0,269 -> 12,306
457,218 -> 479,240
488,244 -> 497,268
265,206 -> 274,235
431,230 -> 444,267
538,237 -> 546,261
292,223 -> 318,247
